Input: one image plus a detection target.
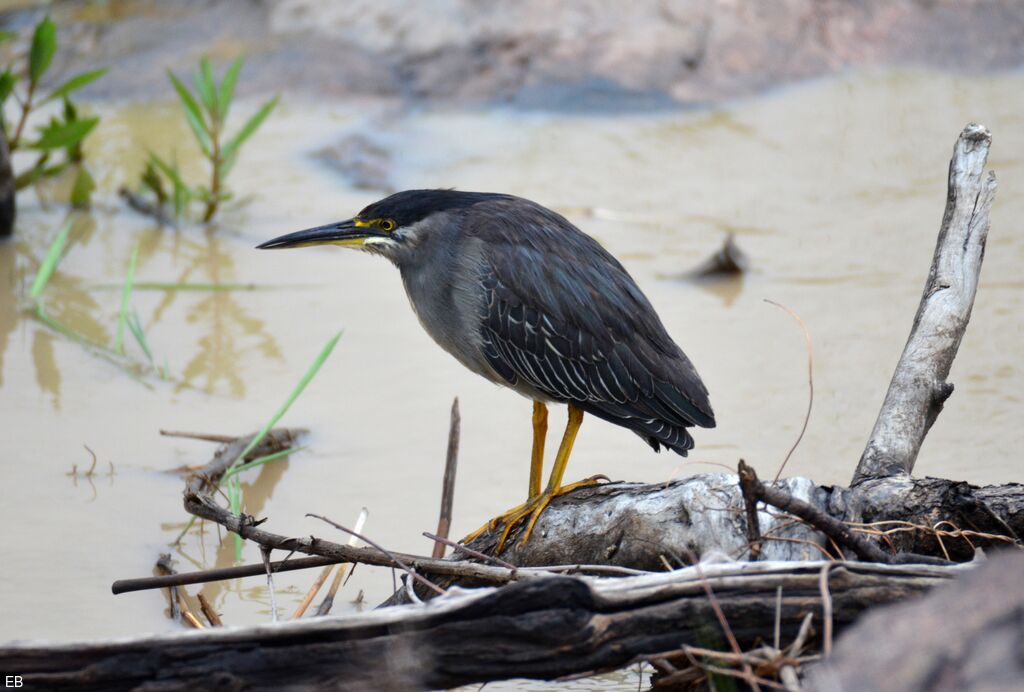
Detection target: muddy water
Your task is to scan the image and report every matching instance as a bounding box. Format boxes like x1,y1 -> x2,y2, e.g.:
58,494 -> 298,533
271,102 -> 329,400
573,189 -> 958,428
1,70 -> 1022,667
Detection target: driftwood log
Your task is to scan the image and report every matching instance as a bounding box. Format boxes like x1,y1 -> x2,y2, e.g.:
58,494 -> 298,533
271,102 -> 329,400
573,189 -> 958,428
3,561 -> 968,690
0,124 -> 1017,689
806,549 -> 1024,691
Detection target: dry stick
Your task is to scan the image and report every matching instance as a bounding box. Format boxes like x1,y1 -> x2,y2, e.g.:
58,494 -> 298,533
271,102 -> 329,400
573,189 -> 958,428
433,397 -> 461,559
308,508 -> 368,618
155,555 -> 203,629
685,557 -> 761,692
307,514 -> 445,596
113,555 -> 342,594
763,300 -> 814,482
779,613 -> 813,691
742,463 -> 949,566
423,531 -> 518,570
196,593 -> 223,627
819,563 -> 835,657
291,565 -> 334,619
314,561 -> 349,617
854,123 -> 997,486
260,546 -> 279,623
160,429 -> 238,444
738,460 -> 764,560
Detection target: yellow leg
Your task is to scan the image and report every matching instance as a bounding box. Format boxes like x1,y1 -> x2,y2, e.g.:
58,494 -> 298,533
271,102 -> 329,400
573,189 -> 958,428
463,403 -> 602,551
529,401 -> 548,500
495,403 -> 587,550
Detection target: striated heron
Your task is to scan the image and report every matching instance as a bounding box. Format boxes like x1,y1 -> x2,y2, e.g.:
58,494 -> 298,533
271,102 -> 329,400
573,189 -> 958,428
258,190 -> 715,549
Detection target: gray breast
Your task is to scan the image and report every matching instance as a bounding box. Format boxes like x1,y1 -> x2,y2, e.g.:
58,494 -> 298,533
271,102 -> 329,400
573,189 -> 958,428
395,215 -> 515,390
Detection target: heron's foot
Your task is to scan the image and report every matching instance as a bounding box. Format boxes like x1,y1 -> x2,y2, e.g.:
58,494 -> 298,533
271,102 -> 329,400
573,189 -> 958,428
464,474 -> 608,552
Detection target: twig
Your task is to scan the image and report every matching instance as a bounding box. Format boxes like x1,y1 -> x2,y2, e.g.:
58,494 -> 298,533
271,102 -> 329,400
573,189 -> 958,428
160,429 -> 238,443
155,555 -> 203,629
307,513 -> 445,596
773,586 -> 782,650
119,187 -> 171,225
764,300 -> 813,482
291,565 -> 333,619
261,546 -> 279,623
113,555 -> 342,594
197,593 -> 223,627
315,561 -> 350,617
423,531 -> 517,570
741,463 -> 949,565
688,558 -> 761,692
739,460 -> 763,560
433,397 -> 461,558
819,563 -> 834,657
301,508 -> 367,619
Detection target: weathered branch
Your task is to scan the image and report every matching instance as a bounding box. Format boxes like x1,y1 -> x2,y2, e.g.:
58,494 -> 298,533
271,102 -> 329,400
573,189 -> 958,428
4,561 -> 967,691
854,123 -> 997,485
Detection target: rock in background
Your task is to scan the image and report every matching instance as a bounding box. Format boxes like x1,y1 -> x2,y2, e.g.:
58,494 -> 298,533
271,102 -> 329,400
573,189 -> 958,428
4,0 -> 1024,107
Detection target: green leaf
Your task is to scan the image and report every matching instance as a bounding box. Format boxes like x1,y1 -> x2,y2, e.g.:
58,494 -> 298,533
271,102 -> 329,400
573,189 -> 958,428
70,166 -> 95,208
44,67 -> 108,103
29,116 -> 99,150
149,153 -> 192,219
172,177 -> 190,219
140,160 -> 166,204
115,243 -> 139,355
217,57 -> 242,122
30,219 -> 72,299
167,71 -> 211,156
221,96 -> 277,163
0,69 -> 15,115
28,16 -> 57,86
148,152 -> 187,190
195,58 -> 218,120
0,30 -> 17,43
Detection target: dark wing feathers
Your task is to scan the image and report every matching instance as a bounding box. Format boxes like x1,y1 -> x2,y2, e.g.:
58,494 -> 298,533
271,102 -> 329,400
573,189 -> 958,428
470,198 -> 714,456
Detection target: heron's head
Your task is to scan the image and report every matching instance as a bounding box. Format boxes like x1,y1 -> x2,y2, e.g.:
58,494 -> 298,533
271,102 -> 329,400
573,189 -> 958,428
257,189 -> 507,261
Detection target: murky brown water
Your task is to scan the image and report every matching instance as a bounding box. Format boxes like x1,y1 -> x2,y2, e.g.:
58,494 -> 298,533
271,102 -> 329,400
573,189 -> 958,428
1,70 -> 1022,690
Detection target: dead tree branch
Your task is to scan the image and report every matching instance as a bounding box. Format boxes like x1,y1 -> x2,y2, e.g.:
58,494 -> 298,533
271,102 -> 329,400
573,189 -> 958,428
854,123 -> 997,485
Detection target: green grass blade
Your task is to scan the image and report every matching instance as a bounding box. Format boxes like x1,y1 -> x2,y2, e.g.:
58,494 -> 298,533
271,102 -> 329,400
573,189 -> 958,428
44,67 -> 109,102
30,220 -> 71,299
221,96 -> 277,163
223,445 -> 307,479
167,71 -> 212,156
127,311 -> 154,364
28,16 -> 56,86
115,244 -> 139,354
217,57 -> 242,123
228,330 -> 342,559
232,330 -> 342,467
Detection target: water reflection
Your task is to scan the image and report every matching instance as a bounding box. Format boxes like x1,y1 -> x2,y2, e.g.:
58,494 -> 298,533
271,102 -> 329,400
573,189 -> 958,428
178,229 -> 282,396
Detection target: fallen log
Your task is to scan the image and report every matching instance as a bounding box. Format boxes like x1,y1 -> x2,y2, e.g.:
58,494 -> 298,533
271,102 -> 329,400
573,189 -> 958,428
1,561 -> 967,691
805,549 -> 1024,691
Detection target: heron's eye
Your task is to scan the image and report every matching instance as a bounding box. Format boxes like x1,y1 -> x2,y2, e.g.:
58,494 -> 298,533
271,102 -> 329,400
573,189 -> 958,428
379,219 -> 396,232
